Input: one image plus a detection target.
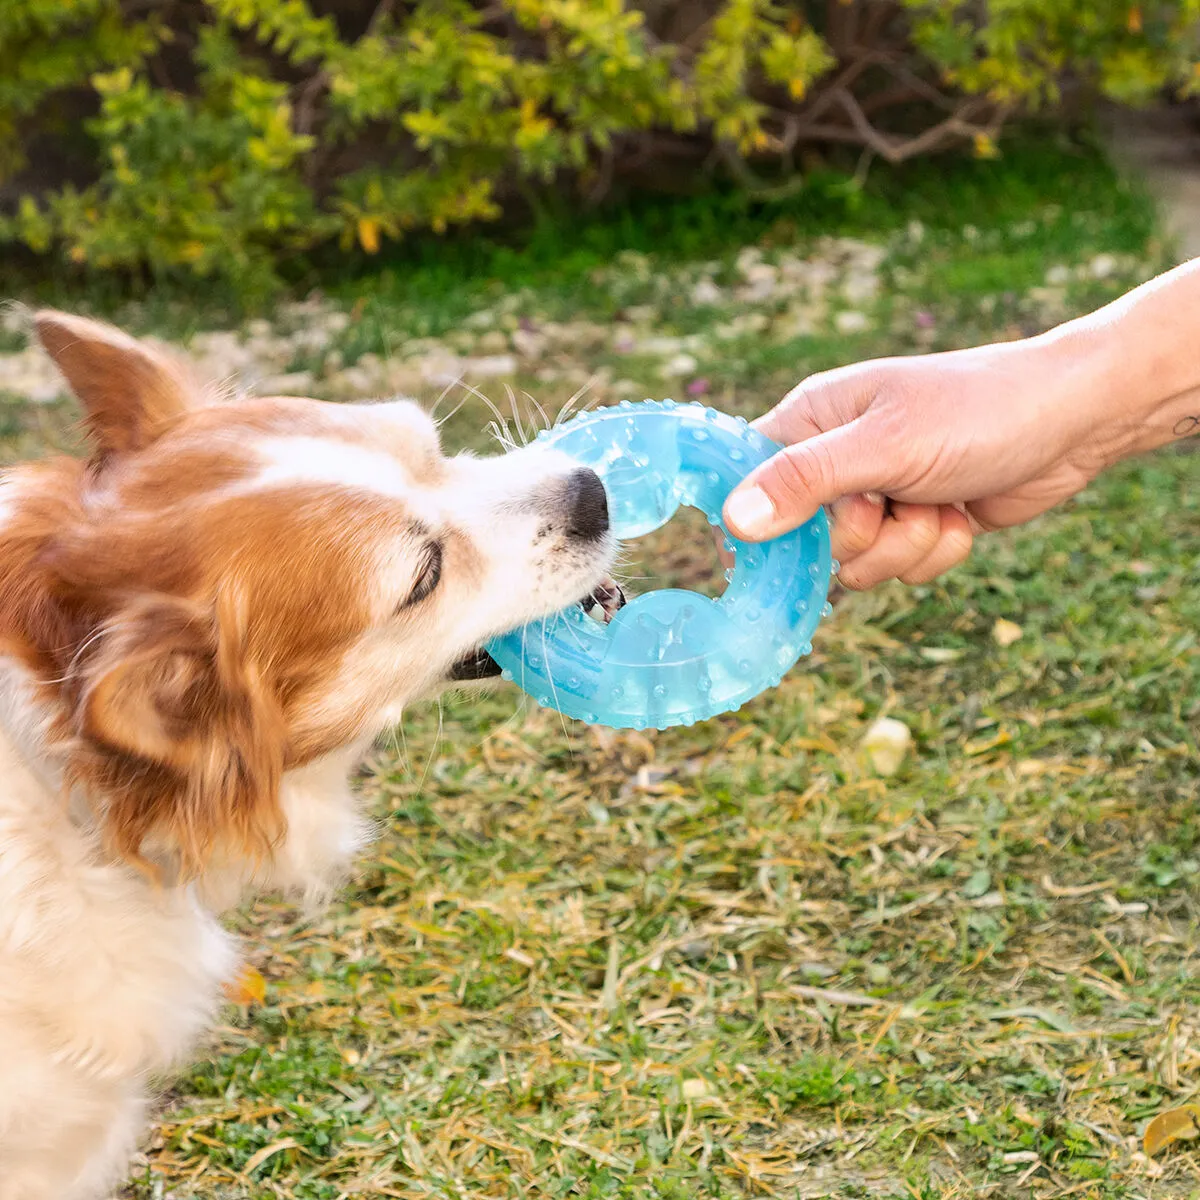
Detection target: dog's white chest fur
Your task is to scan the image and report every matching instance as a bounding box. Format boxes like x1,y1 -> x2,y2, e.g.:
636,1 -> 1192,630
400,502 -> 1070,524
0,661 -> 370,1199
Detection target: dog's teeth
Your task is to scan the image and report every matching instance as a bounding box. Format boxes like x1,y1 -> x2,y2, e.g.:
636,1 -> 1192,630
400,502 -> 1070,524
579,578 -> 627,624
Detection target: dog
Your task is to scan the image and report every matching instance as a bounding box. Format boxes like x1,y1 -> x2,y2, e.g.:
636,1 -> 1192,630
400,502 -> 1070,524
0,311 -> 618,1199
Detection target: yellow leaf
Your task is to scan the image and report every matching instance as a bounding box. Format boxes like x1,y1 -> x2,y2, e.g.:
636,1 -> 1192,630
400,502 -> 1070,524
1127,6 -> 1143,32
973,132 -> 999,160
965,729 -> 1012,756
179,241 -> 205,263
223,966 -> 267,1006
68,246 -> 86,264
1144,1105 -> 1200,1155
357,217 -> 380,254
992,618 -> 1023,647
788,78 -> 807,101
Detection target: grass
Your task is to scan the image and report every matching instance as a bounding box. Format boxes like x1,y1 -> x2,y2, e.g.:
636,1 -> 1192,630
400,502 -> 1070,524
3,137 -> 1199,1198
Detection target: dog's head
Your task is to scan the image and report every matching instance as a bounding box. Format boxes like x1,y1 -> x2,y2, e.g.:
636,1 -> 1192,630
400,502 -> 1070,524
0,311 -> 614,872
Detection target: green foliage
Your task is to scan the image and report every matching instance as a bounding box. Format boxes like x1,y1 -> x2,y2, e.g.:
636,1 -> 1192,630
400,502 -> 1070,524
1,0 -> 1197,292
908,0 -> 1200,108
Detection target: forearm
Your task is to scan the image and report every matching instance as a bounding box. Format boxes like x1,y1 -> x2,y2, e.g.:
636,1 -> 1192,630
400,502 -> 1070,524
1037,258 -> 1200,463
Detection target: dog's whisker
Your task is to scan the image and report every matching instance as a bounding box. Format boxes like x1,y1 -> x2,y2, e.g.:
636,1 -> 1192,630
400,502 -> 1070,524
456,380 -> 520,451
390,715 -> 414,784
430,375 -> 468,425
523,388 -> 552,436
413,697 -> 445,800
553,378 -> 600,429
540,620 -> 575,760
434,388 -> 473,432
504,384 -> 532,447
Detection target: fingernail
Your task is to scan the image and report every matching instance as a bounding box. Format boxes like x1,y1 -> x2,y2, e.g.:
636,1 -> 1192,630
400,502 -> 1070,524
864,491 -> 884,506
725,486 -> 776,537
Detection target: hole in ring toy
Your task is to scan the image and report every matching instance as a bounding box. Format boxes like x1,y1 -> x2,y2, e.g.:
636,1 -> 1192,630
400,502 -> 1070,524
486,399 -> 836,731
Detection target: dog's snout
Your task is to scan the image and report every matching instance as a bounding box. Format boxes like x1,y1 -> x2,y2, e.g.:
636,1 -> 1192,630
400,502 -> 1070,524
565,467 -> 609,540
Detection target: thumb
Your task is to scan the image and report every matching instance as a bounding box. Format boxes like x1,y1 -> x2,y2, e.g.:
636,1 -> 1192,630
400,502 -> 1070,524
723,418 -> 886,540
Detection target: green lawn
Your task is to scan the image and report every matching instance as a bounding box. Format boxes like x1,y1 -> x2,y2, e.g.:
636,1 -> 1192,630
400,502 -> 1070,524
3,139 -> 1199,1199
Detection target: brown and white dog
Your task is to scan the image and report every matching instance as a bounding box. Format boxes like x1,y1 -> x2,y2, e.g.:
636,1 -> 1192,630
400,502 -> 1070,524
0,312 -> 617,1199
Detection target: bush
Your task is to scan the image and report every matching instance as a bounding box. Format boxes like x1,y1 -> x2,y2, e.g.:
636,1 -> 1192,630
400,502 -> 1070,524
1,0 -> 1197,291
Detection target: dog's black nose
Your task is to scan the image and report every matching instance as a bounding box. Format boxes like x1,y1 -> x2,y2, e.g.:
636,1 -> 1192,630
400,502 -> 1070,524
565,467 -> 609,540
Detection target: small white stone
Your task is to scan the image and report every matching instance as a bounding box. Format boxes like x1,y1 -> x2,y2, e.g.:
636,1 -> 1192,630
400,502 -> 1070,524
0,349 -> 65,403
690,278 -> 723,306
835,310 -> 871,335
713,312 -> 769,339
622,304 -> 657,324
416,353 -> 465,386
636,335 -> 686,357
511,328 -> 546,359
660,353 -> 698,378
463,308 -> 496,330
256,370 -> 316,396
462,354 -> 518,379
776,306 -> 819,339
1089,253 -> 1118,280
742,262 -> 778,286
842,270 -> 880,305
476,330 -> 509,355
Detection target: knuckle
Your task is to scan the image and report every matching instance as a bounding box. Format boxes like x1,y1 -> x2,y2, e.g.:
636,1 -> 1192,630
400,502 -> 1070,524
898,562 -> 937,586
764,443 -> 828,509
899,530 -> 973,585
896,507 -> 941,555
943,525 -> 974,563
834,523 -> 873,556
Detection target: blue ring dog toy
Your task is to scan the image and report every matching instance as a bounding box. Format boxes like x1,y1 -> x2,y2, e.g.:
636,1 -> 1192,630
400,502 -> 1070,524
486,400 -> 835,731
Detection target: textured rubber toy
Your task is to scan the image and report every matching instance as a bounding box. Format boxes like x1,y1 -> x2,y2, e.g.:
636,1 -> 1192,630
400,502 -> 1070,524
486,400 -> 835,730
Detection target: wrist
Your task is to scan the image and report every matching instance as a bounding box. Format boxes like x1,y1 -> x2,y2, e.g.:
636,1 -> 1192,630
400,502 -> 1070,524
1035,305 -> 1200,471
1035,260 -> 1200,469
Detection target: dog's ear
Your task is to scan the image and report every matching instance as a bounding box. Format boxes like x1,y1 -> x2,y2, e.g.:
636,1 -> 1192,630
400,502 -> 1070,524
71,593 -> 287,875
34,310 -> 192,459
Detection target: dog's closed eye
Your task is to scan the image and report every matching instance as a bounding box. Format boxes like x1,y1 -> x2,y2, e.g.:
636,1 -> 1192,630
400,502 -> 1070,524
398,542 -> 443,612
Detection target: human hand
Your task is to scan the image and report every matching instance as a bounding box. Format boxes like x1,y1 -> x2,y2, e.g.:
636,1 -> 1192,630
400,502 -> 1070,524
721,337 -> 1135,589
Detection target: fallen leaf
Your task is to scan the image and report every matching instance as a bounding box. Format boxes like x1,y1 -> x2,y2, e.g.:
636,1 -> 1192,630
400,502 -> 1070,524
243,1137 -> 299,1176
681,1077 -> 712,1100
223,965 -> 266,1006
919,647 -> 962,663
791,983 -> 881,1007
861,716 -> 911,776
992,618 -> 1023,647
1144,1105 -> 1200,1155
987,1006 -> 1076,1033
961,868 -> 992,899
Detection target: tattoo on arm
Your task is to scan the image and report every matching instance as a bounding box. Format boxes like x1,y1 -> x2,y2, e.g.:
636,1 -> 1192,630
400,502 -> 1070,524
1173,416 -> 1200,438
